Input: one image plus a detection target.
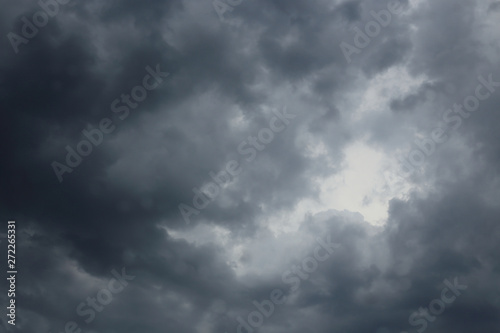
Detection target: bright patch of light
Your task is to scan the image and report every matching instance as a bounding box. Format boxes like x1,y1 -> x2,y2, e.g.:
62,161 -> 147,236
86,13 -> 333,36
319,141 -> 411,225
262,141 -> 414,236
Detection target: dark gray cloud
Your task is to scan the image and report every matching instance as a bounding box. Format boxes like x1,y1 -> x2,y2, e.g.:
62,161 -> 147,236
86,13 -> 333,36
1,0 -> 500,332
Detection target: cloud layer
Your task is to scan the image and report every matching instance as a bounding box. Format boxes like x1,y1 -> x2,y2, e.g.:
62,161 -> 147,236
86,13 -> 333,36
1,0 -> 500,332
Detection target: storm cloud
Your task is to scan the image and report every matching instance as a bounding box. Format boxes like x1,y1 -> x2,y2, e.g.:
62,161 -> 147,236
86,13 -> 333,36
1,0 -> 500,332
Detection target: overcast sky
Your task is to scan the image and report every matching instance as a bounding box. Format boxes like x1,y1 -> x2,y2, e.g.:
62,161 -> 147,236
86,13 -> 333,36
1,0 -> 500,332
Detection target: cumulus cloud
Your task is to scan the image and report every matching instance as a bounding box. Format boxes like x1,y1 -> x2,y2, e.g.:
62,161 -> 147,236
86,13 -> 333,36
1,0 -> 500,332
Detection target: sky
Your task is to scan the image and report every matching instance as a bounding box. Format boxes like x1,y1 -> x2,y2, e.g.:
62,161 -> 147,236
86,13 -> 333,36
1,0 -> 500,332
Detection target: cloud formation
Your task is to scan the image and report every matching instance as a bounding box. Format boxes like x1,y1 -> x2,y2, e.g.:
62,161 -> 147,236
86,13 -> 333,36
1,0 -> 500,332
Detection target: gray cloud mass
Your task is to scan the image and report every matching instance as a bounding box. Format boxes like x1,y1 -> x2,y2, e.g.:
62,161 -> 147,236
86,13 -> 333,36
1,0 -> 500,332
